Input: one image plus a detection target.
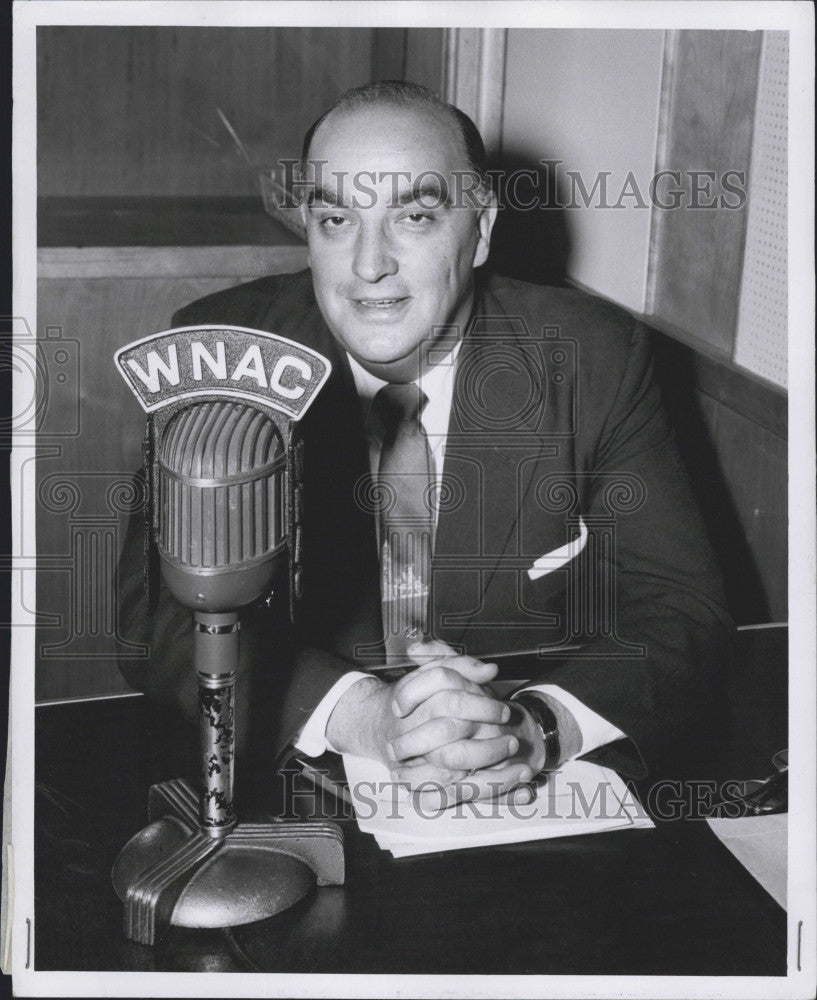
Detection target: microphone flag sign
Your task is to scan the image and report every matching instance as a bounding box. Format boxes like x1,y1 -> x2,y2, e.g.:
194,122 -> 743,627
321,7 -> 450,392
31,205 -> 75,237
115,325 -> 332,420
114,325 -> 333,620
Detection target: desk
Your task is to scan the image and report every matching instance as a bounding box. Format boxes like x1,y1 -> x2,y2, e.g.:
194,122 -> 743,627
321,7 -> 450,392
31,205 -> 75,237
34,629 -> 787,975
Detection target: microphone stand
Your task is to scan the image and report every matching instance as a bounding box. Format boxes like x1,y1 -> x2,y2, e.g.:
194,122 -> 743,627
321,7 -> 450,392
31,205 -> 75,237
112,609 -> 344,945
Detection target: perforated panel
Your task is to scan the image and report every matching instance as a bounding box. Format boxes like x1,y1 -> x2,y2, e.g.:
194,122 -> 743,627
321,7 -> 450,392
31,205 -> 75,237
734,32 -> 788,388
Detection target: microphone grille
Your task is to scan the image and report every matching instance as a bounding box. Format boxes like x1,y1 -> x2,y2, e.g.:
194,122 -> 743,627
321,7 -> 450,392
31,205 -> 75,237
158,401 -> 286,569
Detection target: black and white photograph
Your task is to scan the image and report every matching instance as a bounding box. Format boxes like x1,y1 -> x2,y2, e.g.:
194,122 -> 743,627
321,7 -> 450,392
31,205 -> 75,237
5,1 -> 815,996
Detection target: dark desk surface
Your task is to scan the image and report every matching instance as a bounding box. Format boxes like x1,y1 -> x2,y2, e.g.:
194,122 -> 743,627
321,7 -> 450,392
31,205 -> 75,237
34,629 -> 788,976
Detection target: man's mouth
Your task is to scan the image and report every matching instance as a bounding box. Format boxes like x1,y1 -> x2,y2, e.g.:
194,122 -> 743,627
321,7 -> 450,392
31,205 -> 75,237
353,297 -> 408,309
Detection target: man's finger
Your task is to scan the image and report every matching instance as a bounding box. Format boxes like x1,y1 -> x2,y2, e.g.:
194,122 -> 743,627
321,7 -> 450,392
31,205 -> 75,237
392,665 -> 502,718
388,715 -> 474,761
406,640 -> 499,682
388,696 -> 510,760
405,638 -> 458,664
496,783 -> 537,806
423,734 -> 519,772
388,736 -> 519,781
387,761 -> 468,789
410,762 -> 535,810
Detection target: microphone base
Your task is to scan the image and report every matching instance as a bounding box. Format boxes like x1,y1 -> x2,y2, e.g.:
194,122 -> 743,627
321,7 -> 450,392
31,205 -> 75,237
112,778 -> 345,946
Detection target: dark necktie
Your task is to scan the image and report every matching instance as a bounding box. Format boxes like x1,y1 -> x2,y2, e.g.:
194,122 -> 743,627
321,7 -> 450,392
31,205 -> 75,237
372,383 -> 434,661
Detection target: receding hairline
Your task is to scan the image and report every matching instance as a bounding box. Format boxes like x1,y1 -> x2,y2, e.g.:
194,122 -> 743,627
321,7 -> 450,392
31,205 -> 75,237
304,100 -> 468,168
300,81 -> 489,188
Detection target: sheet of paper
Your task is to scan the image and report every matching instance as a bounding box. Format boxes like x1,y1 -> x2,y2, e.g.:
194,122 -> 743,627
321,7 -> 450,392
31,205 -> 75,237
706,813 -> 787,910
342,754 -> 654,857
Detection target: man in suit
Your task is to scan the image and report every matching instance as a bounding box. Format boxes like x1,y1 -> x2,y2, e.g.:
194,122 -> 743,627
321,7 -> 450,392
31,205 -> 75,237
119,81 -> 732,803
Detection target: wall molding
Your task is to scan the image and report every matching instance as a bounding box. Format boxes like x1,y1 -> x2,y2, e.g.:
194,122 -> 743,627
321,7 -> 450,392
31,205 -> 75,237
443,28 -> 507,156
650,326 -> 787,440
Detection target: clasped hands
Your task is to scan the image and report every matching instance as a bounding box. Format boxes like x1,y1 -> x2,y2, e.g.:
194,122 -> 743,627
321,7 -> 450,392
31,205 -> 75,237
326,639 -> 547,806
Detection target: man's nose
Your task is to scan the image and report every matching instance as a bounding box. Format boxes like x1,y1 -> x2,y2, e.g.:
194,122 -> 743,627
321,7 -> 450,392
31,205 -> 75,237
351,225 -> 398,282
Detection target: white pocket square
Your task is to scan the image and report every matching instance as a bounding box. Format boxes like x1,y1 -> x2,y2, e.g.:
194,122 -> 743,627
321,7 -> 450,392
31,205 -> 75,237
527,516 -> 588,581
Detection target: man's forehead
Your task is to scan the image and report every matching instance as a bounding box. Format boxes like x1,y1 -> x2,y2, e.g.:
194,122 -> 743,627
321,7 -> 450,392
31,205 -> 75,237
304,102 -> 468,181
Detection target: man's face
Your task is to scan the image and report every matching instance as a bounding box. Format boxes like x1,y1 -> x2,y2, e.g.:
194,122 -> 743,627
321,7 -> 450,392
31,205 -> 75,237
301,103 -> 496,382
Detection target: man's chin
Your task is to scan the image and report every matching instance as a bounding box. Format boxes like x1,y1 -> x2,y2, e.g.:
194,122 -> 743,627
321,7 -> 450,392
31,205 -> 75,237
337,325 -> 420,367
348,343 -> 422,381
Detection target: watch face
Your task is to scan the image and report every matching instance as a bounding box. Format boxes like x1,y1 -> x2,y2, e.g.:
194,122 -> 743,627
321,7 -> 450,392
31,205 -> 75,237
514,693 -> 560,772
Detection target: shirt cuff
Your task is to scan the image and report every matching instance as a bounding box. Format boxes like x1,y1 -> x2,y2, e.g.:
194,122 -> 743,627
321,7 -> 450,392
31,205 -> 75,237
293,671 -> 371,758
519,683 -> 626,758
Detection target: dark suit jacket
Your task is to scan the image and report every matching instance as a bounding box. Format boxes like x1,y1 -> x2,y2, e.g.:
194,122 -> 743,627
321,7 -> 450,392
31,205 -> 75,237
118,269 -> 733,779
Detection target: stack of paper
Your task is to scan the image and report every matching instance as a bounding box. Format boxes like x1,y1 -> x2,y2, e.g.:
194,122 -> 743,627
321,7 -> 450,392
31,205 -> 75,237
341,754 -> 654,857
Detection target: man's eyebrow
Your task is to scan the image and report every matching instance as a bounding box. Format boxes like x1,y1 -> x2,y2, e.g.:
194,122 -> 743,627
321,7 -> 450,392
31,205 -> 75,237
305,180 -> 450,208
395,180 -> 451,207
306,186 -> 348,208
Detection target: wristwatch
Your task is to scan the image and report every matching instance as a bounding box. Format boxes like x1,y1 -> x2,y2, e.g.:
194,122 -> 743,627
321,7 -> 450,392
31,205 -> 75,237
511,691 -> 561,773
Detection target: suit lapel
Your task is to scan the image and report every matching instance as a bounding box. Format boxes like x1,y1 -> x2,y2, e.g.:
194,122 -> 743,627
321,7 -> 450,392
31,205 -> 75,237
431,282 -> 566,654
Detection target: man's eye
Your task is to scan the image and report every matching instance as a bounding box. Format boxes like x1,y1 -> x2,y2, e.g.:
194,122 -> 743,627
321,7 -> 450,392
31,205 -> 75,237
402,212 -> 434,226
320,215 -> 351,229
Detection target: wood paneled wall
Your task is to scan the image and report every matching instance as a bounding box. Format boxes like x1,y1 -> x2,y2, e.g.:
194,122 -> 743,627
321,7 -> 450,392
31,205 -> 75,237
648,30 -> 764,355
37,26 -> 443,198
371,28 -> 445,94
642,31 -> 787,622
651,331 -> 787,625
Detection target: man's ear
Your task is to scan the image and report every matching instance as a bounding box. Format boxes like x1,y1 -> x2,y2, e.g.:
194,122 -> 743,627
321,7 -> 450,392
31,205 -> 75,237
473,193 -> 498,269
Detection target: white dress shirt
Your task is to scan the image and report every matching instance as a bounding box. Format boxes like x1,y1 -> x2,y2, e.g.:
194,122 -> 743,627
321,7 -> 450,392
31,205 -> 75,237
295,345 -> 625,759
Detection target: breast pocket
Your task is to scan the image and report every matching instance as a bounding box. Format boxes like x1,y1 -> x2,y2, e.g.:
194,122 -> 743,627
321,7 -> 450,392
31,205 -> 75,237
518,516 -> 589,642
527,516 -> 588,580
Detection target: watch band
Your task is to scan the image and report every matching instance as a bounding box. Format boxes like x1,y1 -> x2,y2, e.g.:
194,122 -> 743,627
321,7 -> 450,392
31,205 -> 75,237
511,692 -> 561,773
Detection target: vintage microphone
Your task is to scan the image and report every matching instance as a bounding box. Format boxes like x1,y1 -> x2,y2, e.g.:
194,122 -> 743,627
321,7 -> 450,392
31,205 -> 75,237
111,326 -> 343,945
155,400 -> 284,837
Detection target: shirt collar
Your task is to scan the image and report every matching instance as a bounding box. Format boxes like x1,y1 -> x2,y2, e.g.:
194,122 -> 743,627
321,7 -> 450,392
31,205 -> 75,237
346,340 -> 463,425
